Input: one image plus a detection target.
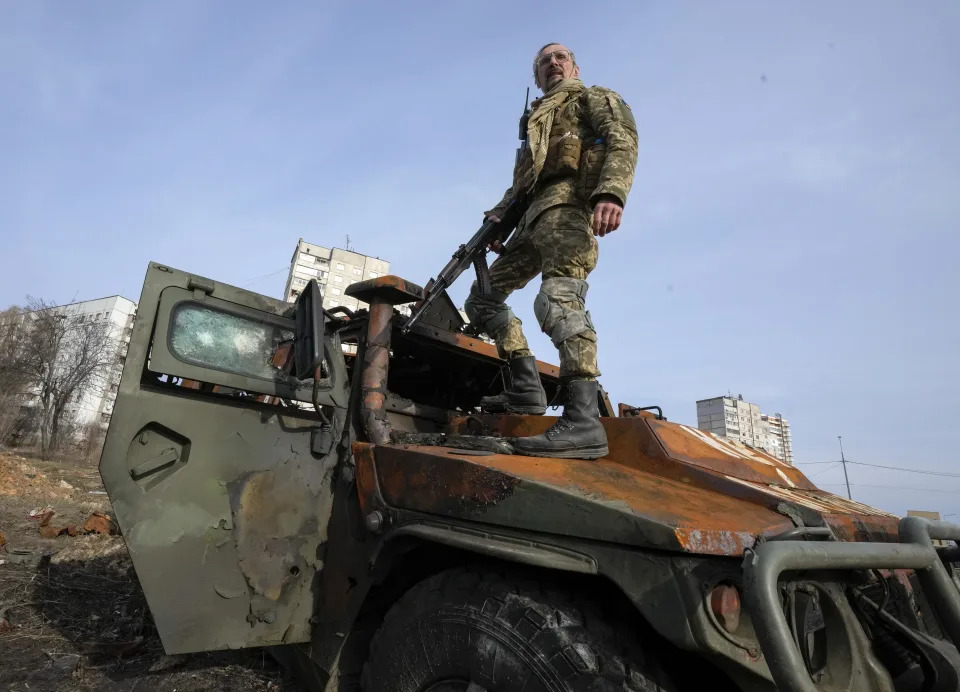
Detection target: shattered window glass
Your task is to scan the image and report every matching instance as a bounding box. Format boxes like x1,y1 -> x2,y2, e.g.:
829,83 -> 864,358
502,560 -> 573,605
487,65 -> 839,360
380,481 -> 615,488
169,303 -> 292,380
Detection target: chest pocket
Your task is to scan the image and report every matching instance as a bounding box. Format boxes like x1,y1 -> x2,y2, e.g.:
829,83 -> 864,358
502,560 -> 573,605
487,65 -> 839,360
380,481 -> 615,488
576,137 -> 606,202
575,95 -> 606,202
541,100 -> 582,180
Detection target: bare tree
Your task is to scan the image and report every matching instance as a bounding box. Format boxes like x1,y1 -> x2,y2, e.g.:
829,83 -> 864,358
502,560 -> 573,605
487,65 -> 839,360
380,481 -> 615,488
12,298 -> 117,458
0,307 -> 31,447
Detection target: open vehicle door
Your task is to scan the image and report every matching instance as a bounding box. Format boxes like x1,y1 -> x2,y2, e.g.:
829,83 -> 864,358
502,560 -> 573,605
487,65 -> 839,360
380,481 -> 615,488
99,262 -> 348,654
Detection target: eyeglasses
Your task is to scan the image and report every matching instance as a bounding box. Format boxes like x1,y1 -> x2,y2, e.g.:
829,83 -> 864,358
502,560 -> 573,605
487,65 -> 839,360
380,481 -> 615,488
535,50 -> 572,69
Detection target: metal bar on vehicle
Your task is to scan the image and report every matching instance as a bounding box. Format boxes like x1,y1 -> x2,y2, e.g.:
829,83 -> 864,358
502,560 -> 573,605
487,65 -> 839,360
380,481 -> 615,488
360,297 -> 393,445
899,516 -> 960,647
766,526 -> 834,542
743,541 -> 935,692
383,393 -> 450,423
633,405 -> 664,420
386,522 -> 599,575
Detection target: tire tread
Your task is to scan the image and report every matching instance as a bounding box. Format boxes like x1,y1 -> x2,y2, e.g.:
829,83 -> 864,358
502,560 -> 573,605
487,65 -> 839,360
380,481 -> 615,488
361,567 -> 673,691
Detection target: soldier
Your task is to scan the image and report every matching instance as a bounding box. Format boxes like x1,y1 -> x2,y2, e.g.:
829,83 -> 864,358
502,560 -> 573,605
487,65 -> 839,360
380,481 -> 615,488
464,42 -> 639,460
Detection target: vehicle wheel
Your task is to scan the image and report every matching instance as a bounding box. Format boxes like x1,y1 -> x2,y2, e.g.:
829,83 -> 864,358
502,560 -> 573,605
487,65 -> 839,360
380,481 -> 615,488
361,567 -> 674,692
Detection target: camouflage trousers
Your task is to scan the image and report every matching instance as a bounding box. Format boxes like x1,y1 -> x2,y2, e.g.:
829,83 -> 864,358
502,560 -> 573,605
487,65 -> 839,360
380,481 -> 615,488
464,205 -> 600,379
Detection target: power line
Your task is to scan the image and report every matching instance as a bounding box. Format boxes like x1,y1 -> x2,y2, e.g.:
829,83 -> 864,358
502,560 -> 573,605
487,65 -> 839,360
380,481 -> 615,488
807,463 -> 841,479
819,483 -> 960,495
798,460 -> 960,479
846,461 -> 960,479
240,266 -> 290,287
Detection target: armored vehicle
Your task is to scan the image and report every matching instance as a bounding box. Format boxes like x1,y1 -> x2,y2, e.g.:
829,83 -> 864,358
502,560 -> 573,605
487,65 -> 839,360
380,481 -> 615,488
100,262 -> 960,691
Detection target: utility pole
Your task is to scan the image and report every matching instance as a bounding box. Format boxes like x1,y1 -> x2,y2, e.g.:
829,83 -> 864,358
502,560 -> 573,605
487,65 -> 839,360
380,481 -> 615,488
838,435 -> 852,500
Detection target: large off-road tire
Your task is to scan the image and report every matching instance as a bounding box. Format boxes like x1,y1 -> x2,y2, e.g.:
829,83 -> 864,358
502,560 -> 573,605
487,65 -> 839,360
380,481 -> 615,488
361,567 -> 674,692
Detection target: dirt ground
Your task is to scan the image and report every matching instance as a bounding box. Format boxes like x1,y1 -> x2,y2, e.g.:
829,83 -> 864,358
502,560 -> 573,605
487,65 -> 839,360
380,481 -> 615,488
0,451 -> 303,691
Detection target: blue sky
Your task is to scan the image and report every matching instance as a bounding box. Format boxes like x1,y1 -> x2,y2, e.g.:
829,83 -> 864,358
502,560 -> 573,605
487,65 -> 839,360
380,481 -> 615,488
2,1 -> 957,517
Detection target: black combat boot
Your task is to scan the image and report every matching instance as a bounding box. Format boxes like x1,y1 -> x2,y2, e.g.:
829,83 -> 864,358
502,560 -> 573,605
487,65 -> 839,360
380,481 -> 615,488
479,356 -> 548,415
512,379 -> 608,459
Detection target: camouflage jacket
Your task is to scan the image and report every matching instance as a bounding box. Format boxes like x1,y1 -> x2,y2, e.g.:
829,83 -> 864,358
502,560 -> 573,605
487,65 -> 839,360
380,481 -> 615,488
486,84 -> 639,225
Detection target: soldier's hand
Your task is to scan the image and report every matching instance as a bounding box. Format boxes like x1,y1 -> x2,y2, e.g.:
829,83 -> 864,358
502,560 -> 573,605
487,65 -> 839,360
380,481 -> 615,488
485,214 -> 503,253
593,199 -> 623,237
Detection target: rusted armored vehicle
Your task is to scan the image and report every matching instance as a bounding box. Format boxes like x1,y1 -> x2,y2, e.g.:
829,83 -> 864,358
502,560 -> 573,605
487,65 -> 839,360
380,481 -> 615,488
100,262 -> 960,691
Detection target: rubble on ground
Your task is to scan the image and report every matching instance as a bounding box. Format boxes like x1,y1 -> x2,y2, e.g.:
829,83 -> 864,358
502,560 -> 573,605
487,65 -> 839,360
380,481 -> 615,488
0,451 -> 295,690
31,510 -> 118,539
28,506 -> 119,539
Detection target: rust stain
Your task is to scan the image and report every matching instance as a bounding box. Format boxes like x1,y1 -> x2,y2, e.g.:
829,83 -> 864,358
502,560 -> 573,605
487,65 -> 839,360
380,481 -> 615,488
408,328 -> 560,379
388,390 -> 895,556
270,341 -> 294,369
448,414 -> 554,438
353,442 -> 377,516
38,512 -> 117,538
449,415 -> 810,489
825,515 -> 899,543
375,445 -> 519,515
599,389 -> 615,417
435,414 -> 900,553
359,298 -> 393,445
373,444 -> 791,555
676,528 -> 757,557
648,419 -> 812,488
228,467 -> 326,602
720,474 -> 899,541
722,475 -> 896,518
345,275 -> 424,306
82,512 -> 119,535
230,471 -> 298,600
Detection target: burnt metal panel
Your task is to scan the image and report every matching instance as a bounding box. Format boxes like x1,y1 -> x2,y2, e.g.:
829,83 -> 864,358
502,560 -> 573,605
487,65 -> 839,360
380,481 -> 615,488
344,275 -> 424,305
353,442 -> 378,517
403,321 -> 561,380
370,443 -> 792,554
646,419 -> 812,489
445,414 -> 902,551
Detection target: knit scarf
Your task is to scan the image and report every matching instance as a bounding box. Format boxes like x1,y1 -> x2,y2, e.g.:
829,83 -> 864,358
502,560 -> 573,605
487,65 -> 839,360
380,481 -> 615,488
518,78 -> 586,192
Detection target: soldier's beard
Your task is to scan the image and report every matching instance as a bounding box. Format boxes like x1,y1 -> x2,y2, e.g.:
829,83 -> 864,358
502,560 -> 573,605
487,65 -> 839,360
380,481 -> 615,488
544,75 -> 573,94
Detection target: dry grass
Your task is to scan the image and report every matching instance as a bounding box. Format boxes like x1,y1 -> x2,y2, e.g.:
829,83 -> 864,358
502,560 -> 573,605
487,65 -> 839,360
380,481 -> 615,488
0,452 -> 304,691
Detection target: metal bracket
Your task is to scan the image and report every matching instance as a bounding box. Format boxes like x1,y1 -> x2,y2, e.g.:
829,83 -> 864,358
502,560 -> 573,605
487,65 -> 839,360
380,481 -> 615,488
187,275 -> 215,299
130,447 -> 179,479
386,521 -> 598,575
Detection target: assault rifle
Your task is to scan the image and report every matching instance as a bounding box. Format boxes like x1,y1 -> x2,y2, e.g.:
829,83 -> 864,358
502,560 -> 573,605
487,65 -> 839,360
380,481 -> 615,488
401,195 -> 527,334
402,89 -> 532,334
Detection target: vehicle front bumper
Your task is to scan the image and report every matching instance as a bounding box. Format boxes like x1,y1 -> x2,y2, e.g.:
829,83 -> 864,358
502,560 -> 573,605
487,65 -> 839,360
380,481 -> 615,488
743,517 -> 960,692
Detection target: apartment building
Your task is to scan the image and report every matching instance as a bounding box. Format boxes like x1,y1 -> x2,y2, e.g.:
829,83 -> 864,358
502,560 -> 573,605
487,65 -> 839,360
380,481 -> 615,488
283,240 -> 391,312
696,394 -> 794,464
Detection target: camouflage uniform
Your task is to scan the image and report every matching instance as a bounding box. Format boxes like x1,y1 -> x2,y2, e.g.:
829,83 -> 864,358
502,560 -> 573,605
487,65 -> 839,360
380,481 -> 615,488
465,80 -> 639,379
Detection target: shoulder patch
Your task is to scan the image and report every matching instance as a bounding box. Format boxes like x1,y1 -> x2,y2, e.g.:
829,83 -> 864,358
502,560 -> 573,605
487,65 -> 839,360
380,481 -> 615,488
605,92 -> 636,130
